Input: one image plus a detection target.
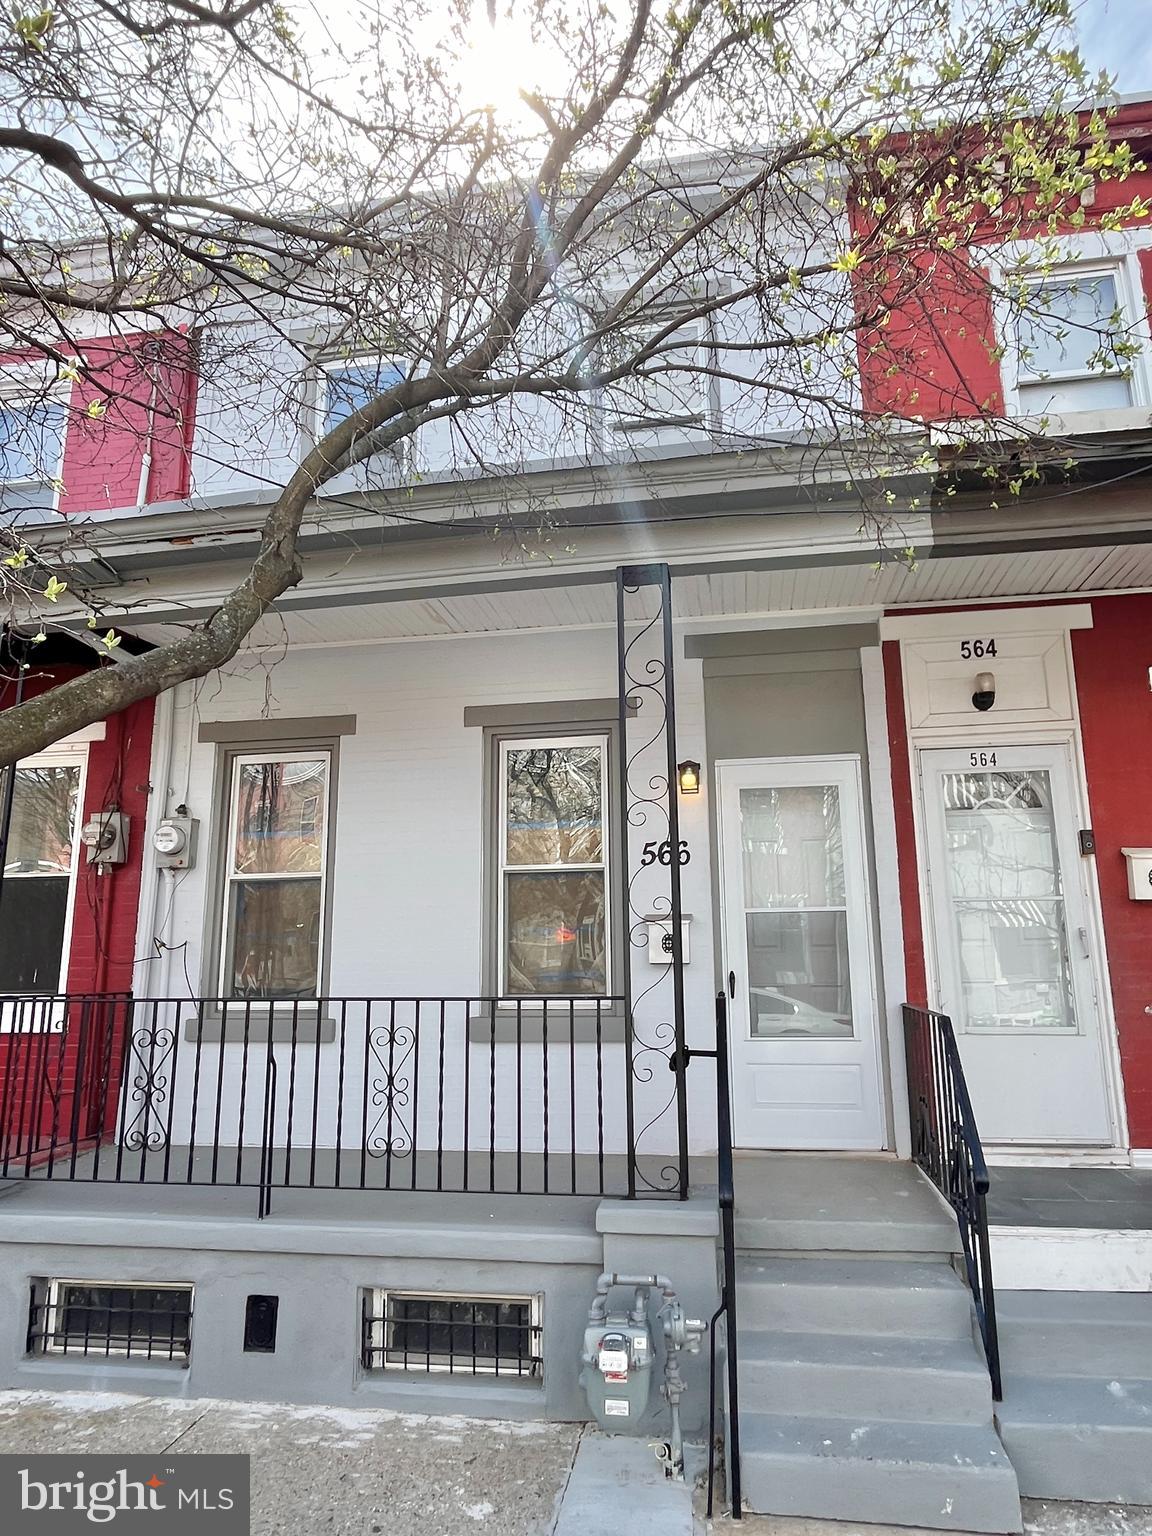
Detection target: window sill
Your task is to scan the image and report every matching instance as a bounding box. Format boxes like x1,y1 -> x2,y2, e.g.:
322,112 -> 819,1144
466,1007 -> 626,1045
181,1010 -> 336,1044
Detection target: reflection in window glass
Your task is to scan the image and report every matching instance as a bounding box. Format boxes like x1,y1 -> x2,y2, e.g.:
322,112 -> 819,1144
739,785 -> 852,1038
323,359 -> 406,436
1017,273 -> 1133,413
222,753 -> 329,998
499,737 -> 609,996
0,762 -> 81,993
941,769 -> 1074,1031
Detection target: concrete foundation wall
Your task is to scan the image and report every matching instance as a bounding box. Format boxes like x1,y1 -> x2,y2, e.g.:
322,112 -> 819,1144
0,1196 -> 720,1432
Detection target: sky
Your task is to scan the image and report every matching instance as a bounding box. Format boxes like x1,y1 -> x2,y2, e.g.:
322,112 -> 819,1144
1078,0 -> 1152,96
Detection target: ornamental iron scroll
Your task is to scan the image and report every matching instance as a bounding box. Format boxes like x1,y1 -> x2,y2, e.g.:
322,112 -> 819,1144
616,564 -> 689,1199
119,1005 -> 177,1153
365,1001 -> 416,1165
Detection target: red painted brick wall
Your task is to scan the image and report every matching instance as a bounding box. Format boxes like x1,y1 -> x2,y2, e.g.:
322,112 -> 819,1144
59,332 -> 197,514
0,664 -> 154,995
852,103 -> 1152,422
1071,594 -> 1152,1149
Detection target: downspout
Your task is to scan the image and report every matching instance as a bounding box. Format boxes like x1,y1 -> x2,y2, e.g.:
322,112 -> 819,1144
132,682 -> 176,999
135,346 -> 163,509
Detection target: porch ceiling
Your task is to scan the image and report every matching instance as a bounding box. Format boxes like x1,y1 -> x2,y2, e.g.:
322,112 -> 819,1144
129,540 -> 1152,647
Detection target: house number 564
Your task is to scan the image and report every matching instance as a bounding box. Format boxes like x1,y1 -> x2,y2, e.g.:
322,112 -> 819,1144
640,839 -> 691,867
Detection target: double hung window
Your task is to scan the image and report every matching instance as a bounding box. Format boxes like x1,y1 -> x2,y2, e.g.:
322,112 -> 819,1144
496,736 -> 610,997
0,399 -> 67,518
1016,268 -> 1135,413
318,356 -> 408,466
0,749 -> 85,995
605,314 -> 710,430
219,751 -> 330,999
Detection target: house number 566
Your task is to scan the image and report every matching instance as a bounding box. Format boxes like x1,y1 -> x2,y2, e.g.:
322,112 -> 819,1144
640,839 -> 691,867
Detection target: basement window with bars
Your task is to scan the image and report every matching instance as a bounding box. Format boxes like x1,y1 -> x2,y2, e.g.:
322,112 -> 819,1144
27,1280 -> 193,1363
360,1291 -> 543,1379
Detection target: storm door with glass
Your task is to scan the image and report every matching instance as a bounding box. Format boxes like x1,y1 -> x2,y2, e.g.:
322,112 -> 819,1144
718,756 -> 884,1148
921,744 -> 1113,1145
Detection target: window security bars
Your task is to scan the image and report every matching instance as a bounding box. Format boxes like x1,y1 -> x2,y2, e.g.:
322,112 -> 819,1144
360,1291 -> 542,1378
28,1281 -> 192,1362
0,993 -> 683,1208
903,1003 -> 1002,1400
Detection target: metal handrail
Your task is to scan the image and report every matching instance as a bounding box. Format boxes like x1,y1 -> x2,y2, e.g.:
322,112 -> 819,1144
703,990 -> 742,1519
903,1003 -> 1002,1400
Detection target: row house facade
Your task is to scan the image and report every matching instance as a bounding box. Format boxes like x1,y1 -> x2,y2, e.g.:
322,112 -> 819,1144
1,99 -> 1151,1529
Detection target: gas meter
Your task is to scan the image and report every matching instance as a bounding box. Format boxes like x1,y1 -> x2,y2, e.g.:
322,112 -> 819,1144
580,1309 -> 655,1427
580,1272 -> 707,1476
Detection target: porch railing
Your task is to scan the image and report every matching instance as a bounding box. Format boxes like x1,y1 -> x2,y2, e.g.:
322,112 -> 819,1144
902,1003 -> 1002,1400
0,993 -> 687,1210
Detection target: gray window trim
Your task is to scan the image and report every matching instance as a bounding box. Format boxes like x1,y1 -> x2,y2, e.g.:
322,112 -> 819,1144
685,624 -> 879,660
197,715 -> 357,744
191,734 -> 342,1042
470,717 -> 626,1044
464,698 -> 636,729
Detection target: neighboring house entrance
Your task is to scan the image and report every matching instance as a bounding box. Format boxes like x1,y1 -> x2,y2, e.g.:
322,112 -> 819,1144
920,744 -> 1114,1146
717,756 -> 885,1150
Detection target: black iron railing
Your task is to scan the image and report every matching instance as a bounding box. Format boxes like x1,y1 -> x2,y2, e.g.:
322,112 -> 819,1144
903,1003 -> 1002,1400
0,993 -> 691,1210
700,991 -> 742,1520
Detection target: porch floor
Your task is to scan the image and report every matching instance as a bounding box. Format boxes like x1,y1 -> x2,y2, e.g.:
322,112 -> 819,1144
987,1167 -> 1152,1231
730,1152 -> 960,1253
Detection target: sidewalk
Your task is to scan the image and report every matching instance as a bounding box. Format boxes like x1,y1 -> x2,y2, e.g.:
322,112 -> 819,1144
0,1388 -> 581,1535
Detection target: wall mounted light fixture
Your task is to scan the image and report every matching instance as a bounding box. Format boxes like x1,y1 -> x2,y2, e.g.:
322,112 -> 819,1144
677,760 -> 701,794
971,671 -> 996,712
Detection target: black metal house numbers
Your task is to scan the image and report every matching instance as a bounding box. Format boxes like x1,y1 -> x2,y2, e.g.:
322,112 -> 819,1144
639,839 -> 691,868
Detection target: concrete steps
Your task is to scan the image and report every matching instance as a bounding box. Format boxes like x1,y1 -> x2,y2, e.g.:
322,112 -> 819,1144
732,1156 -> 959,1256
993,1290 -> 1152,1502
734,1253 -> 1020,1532
739,1329 -> 993,1424
739,1413 -> 1020,1533
737,1255 -> 973,1335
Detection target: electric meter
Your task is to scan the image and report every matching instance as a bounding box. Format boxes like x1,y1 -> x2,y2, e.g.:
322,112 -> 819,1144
153,816 -> 198,870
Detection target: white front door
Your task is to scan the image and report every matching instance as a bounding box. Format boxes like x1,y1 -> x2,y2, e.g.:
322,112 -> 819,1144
718,757 -> 885,1150
920,744 -> 1113,1146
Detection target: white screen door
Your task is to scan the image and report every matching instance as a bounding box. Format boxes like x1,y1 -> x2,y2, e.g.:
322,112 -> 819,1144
921,744 -> 1113,1145
718,757 -> 884,1149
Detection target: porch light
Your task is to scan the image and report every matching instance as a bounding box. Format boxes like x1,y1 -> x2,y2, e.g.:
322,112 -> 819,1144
677,760 -> 701,795
971,672 -> 996,712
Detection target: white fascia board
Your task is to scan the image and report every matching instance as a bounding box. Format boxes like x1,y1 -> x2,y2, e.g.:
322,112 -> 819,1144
879,603 -> 1094,641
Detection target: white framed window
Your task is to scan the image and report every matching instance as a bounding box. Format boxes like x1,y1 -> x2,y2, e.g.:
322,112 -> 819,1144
219,750 -> 331,999
361,1289 -> 542,1378
496,735 -> 610,998
0,744 -> 86,998
1015,264 -> 1137,414
604,313 -> 711,431
316,354 -> 409,467
33,1279 -> 193,1362
0,395 -> 68,518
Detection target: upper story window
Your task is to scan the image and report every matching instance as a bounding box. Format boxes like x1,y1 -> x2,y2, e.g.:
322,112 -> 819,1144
497,736 -> 610,997
0,399 -> 66,518
219,750 -> 331,999
318,356 -> 408,465
1015,268 -> 1135,415
604,313 -> 711,432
